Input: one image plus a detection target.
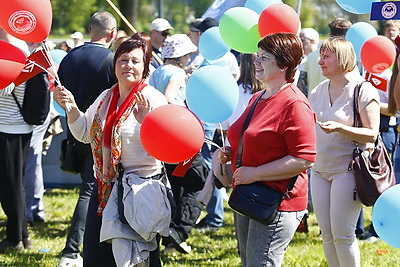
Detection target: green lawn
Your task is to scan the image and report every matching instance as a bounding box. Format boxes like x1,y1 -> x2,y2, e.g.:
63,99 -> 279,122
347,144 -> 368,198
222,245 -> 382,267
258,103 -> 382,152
0,187 -> 399,266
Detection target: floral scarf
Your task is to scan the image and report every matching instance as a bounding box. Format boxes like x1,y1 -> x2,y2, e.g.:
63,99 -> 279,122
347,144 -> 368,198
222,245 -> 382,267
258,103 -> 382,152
90,80 -> 146,215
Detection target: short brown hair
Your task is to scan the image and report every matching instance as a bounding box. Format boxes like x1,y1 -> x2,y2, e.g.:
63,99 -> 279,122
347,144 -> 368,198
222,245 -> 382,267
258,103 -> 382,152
113,33 -> 152,79
329,17 -> 352,37
257,33 -> 303,83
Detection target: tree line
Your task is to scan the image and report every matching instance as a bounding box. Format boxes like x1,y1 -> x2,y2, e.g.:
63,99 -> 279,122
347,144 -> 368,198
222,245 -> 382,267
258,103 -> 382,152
50,0 -> 386,39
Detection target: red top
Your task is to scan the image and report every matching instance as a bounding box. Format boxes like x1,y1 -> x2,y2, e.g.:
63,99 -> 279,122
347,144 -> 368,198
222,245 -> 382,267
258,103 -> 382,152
227,84 -> 317,211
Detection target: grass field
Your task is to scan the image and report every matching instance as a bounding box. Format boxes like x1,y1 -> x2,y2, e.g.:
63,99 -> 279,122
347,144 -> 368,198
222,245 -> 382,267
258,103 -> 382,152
0,187 -> 399,266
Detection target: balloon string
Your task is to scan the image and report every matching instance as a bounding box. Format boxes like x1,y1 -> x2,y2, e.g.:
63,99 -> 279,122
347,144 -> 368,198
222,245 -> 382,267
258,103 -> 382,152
204,139 -> 222,151
41,41 -> 72,112
219,122 -> 226,152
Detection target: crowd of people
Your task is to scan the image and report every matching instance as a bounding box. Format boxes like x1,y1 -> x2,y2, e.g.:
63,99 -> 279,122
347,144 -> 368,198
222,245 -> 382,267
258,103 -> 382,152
1,8 -> 400,267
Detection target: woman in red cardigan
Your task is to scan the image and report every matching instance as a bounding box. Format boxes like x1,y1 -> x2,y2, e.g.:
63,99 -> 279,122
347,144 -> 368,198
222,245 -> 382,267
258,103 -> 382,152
219,33 -> 316,266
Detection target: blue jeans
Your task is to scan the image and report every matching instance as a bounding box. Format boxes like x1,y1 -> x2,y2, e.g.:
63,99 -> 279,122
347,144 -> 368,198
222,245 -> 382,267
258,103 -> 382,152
24,114 -> 51,222
203,186 -> 224,227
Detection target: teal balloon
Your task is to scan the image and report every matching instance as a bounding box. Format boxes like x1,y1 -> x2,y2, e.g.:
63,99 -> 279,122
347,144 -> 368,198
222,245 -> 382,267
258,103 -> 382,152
219,7 -> 261,53
186,65 -> 239,123
372,184 -> 400,248
346,22 -> 377,61
198,27 -> 230,60
336,0 -> 380,14
50,49 -> 68,65
245,0 -> 283,14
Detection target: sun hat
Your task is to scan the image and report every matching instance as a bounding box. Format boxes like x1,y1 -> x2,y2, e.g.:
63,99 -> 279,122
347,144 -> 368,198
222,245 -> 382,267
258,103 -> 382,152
161,34 -> 197,59
70,31 -> 83,39
150,18 -> 174,32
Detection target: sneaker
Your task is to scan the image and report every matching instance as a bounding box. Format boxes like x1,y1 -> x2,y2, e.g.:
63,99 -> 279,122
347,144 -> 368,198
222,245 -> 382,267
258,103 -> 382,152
358,231 -> 380,243
163,245 -> 177,254
365,236 -> 380,243
195,220 -> 220,232
22,237 -> 33,250
0,239 -> 24,253
168,227 -> 192,254
59,254 -> 83,267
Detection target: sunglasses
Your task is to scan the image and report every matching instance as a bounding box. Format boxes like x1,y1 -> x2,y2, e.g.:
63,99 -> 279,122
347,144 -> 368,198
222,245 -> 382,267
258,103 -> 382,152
161,31 -> 170,37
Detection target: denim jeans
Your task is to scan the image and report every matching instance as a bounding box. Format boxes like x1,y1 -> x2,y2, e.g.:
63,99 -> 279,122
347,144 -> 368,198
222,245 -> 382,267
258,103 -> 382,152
61,144 -> 94,259
203,186 -> 224,227
24,114 -> 51,222
234,210 -> 306,267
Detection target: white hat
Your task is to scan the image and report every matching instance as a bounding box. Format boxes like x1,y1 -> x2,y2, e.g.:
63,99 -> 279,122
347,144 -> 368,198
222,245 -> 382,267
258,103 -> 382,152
150,18 -> 173,32
161,34 -> 197,59
301,28 -> 319,43
66,39 -> 74,48
71,31 -> 83,39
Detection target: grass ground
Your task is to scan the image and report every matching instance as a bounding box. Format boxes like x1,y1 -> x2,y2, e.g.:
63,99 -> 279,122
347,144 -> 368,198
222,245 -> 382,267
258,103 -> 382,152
0,187 -> 399,266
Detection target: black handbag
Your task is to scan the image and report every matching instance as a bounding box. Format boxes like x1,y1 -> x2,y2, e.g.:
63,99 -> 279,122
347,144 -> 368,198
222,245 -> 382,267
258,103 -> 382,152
228,91 -> 298,224
60,139 -> 82,174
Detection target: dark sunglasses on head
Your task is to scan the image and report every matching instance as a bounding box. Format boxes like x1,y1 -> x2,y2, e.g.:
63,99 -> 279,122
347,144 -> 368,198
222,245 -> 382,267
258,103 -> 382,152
161,31 -> 170,37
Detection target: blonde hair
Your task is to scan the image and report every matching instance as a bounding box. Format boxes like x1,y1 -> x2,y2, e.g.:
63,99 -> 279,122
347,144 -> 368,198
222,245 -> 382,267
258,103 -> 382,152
320,37 -> 356,73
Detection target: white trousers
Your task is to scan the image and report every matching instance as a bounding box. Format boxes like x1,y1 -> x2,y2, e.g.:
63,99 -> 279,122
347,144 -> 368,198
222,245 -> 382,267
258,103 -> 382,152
311,170 -> 362,267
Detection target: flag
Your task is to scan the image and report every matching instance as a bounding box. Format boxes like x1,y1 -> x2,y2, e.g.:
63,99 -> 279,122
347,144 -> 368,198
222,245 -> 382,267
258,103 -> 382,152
371,1 -> 400,21
14,49 -> 51,86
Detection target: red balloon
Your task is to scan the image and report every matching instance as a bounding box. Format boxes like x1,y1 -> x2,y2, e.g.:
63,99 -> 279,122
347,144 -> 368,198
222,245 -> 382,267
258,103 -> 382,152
140,105 -> 205,163
0,40 -> 27,89
258,3 -> 300,38
361,36 -> 396,74
0,0 -> 52,42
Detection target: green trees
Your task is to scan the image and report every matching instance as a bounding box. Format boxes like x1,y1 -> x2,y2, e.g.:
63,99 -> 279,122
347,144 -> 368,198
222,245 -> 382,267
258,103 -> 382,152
49,0 -> 382,39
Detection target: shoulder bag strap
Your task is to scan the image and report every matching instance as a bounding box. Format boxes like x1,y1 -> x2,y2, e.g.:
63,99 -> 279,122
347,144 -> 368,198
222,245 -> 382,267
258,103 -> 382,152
236,90 -> 265,168
11,90 -> 23,114
235,90 -> 298,191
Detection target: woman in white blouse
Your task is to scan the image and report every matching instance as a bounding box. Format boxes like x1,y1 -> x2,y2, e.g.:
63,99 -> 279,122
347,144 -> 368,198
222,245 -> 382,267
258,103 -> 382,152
309,37 -> 380,267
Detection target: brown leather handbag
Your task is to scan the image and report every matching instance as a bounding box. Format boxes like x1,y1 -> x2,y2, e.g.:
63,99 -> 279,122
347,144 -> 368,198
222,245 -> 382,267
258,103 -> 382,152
348,81 -> 396,206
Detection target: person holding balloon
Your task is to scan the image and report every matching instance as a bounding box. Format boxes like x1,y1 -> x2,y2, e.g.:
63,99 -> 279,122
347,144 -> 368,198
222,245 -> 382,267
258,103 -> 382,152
309,37 -> 380,267
54,34 -> 171,267
219,33 -> 316,267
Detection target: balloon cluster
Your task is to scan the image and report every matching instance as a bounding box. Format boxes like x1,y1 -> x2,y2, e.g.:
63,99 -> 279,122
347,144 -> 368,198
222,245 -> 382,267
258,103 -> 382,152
0,0 -> 53,89
140,1 -> 302,163
340,5 -> 396,74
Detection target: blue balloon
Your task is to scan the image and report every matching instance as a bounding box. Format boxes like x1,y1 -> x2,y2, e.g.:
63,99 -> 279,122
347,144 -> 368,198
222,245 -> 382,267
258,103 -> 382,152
336,0 -> 380,14
245,0 -> 283,14
53,100 -> 66,117
50,49 -> 68,65
199,26 -> 230,61
372,184 -> 400,248
346,22 -> 377,61
186,65 -> 239,123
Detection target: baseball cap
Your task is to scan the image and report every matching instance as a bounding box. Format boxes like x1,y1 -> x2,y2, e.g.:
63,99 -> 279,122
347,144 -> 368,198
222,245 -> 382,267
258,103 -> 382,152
150,18 -> 174,32
197,17 -> 218,33
162,34 -> 197,59
71,31 -> 83,39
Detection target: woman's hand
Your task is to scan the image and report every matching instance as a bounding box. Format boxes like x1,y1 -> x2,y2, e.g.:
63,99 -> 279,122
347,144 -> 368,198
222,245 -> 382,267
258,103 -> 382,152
317,120 -> 343,134
133,91 -> 151,123
54,85 -> 77,111
233,166 -> 257,186
218,146 -> 231,164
